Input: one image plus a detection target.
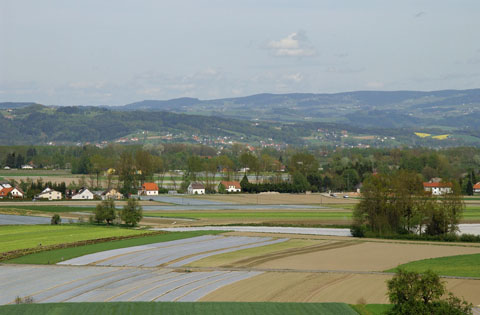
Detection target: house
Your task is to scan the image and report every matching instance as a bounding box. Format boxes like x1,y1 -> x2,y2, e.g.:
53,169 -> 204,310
219,181 -> 241,193
35,187 -> 62,200
423,182 -> 452,196
138,182 -> 159,196
187,182 -> 205,195
9,187 -> 24,198
21,165 -> 34,170
0,187 -> 13,199
101,188 -> 123,200
72,187 -> 95,200
473,182 -> 480,194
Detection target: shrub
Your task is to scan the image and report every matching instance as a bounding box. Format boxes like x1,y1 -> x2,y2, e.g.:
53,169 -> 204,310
120,198 -> 143,226
50,214 -> 61,225
350,224 -> 366,237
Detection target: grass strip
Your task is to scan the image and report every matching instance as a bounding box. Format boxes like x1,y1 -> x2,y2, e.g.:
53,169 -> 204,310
5,230 -> 224,265
144,210 -> 352,220
386,253 -> 480,278
351,304 -> 392,315
0,302 -> 358,315
0,205 -> 96,213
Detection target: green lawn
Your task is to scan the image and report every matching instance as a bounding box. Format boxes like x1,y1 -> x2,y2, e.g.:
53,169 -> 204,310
0,205 -> 95,213
5,230 -> 224,265
463,205 -> 480,220
386,253 -> 480,278
0,302 -> 358,315
144,210 -> 352,220
0,225 -> 152,253
351,304 -> 392,315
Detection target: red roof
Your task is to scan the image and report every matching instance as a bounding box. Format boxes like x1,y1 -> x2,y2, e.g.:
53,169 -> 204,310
220,181 -> 241,189
142,183 -> 159,191
474,182 -> 480,189
0,187 -> 13,197
423,182 -> 452,188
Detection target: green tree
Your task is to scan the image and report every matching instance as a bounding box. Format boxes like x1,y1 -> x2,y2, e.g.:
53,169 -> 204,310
466,180 -> 473,196
387,269 -> 472,315
50,214 -> 61,225
94,200 -> 116,225
120,198 -> 143,226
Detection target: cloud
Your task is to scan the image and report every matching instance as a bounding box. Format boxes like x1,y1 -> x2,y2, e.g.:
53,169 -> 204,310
266,31 -> 317,57
414,11 -> 426,18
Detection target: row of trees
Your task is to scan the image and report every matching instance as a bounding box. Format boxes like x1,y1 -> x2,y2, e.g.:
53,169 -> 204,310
352,170 -> 464,237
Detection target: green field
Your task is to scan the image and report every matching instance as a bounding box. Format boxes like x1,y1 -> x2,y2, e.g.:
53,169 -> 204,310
463,205 -> 480,220
144,210 -> 352,221
6,230 -> 224,265
0,225 -> 152,253
0,205 -> 95,213
387,253 -> 480,278
352,304 -> 392,315
0,302 -> 357,315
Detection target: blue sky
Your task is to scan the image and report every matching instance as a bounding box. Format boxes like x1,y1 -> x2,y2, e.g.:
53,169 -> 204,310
1,0 -> 479,105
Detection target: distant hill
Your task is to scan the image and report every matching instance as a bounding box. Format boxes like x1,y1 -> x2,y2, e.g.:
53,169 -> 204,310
0,102 -> 39,109
118,89 -> 480,129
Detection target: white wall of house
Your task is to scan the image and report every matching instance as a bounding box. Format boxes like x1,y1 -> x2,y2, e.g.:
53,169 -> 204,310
10,188 -> 23,198
38,191 -> 62,200
72,189 -> 94,200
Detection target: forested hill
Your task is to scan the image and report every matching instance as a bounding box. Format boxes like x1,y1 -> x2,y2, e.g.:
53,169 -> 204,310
0,105 -> 315,145
119,89 -> 480,129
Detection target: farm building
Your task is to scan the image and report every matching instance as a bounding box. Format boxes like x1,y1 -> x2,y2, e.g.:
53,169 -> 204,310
35,187 -> 62,200
423,182 -> 452,195
187,182 -> 205,195
219,181 -> 241,193
138,182 -> 159,196
72,188 -> 95,200
101,188 -> 124,200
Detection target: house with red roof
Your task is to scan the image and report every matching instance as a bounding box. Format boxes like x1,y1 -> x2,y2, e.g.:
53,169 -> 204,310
138,182 -> 159,196
219,181 -> 241,193
423,182 -> 452,196
0,186 -> 24,199
473,182 -> 480,194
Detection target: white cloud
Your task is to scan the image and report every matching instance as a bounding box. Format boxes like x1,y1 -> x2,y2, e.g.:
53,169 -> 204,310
267,31 -> 316,57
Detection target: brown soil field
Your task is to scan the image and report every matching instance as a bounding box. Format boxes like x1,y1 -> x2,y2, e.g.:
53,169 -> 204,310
222,240 -> 480,272
201,272 -> 480,304
191,193 -> 358,205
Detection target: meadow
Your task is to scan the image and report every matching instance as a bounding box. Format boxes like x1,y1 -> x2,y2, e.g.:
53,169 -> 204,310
387,253 -> 480,278
0,225 -> 151,253
0,302 -> 357,315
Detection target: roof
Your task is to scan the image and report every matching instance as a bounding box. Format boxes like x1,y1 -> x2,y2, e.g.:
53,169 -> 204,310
142,182 -> 159,191
0,187 -> 13,197
220,181 -> 241,189
423,182 -> 452,188
190,182 -> 205,189
474,182 -> 480,189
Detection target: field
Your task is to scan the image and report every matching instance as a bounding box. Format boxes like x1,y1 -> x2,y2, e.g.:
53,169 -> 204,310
190,193 -> 358,205
0,225 -> 152,253
388,253 -> 480,277
0,205 -> 96,213
6,230 -> 224,264
0,302 -> 357,315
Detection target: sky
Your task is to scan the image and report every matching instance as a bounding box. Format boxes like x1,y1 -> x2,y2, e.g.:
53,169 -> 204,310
1,0 -> 479,105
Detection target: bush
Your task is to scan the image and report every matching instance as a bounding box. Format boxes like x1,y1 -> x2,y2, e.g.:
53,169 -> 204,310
94,200 -> 116,225
50,214 -> 61,225
350,224 -> 366,237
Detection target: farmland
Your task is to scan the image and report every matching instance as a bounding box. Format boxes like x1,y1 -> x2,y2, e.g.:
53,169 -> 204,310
0,302 -> 357,315
388,253 -> 480,277
0,225 -> 152,253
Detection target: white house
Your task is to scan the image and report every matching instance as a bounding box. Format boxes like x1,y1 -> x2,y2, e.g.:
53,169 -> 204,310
9,187 -> 24,198
36,187 -> 62,200
101,188 -> 124,200
72,187 -> 95,200
219,181 -> 241,193
21,165 -> 34,170
187,182 -> 205,195
138,183 -> 159,196
423,182 -> 452,196
0,187 -> 23,199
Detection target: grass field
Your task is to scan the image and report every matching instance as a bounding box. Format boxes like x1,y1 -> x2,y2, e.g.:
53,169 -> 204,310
387,253 -> 480,278
5,230 -> 224,264
352,304 -> 392,315
0,205 -> 95,213
0,225 -> 153,253
0,302 -> 358,315
145,210 -> 353,220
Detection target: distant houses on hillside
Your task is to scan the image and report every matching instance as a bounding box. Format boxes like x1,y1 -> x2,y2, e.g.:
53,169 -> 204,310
187,182 -> 205,195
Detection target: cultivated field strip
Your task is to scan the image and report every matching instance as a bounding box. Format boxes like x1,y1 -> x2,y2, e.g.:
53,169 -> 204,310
0,265 -> 261,304
0,214 -> 51,225
59,235 -> 288,267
